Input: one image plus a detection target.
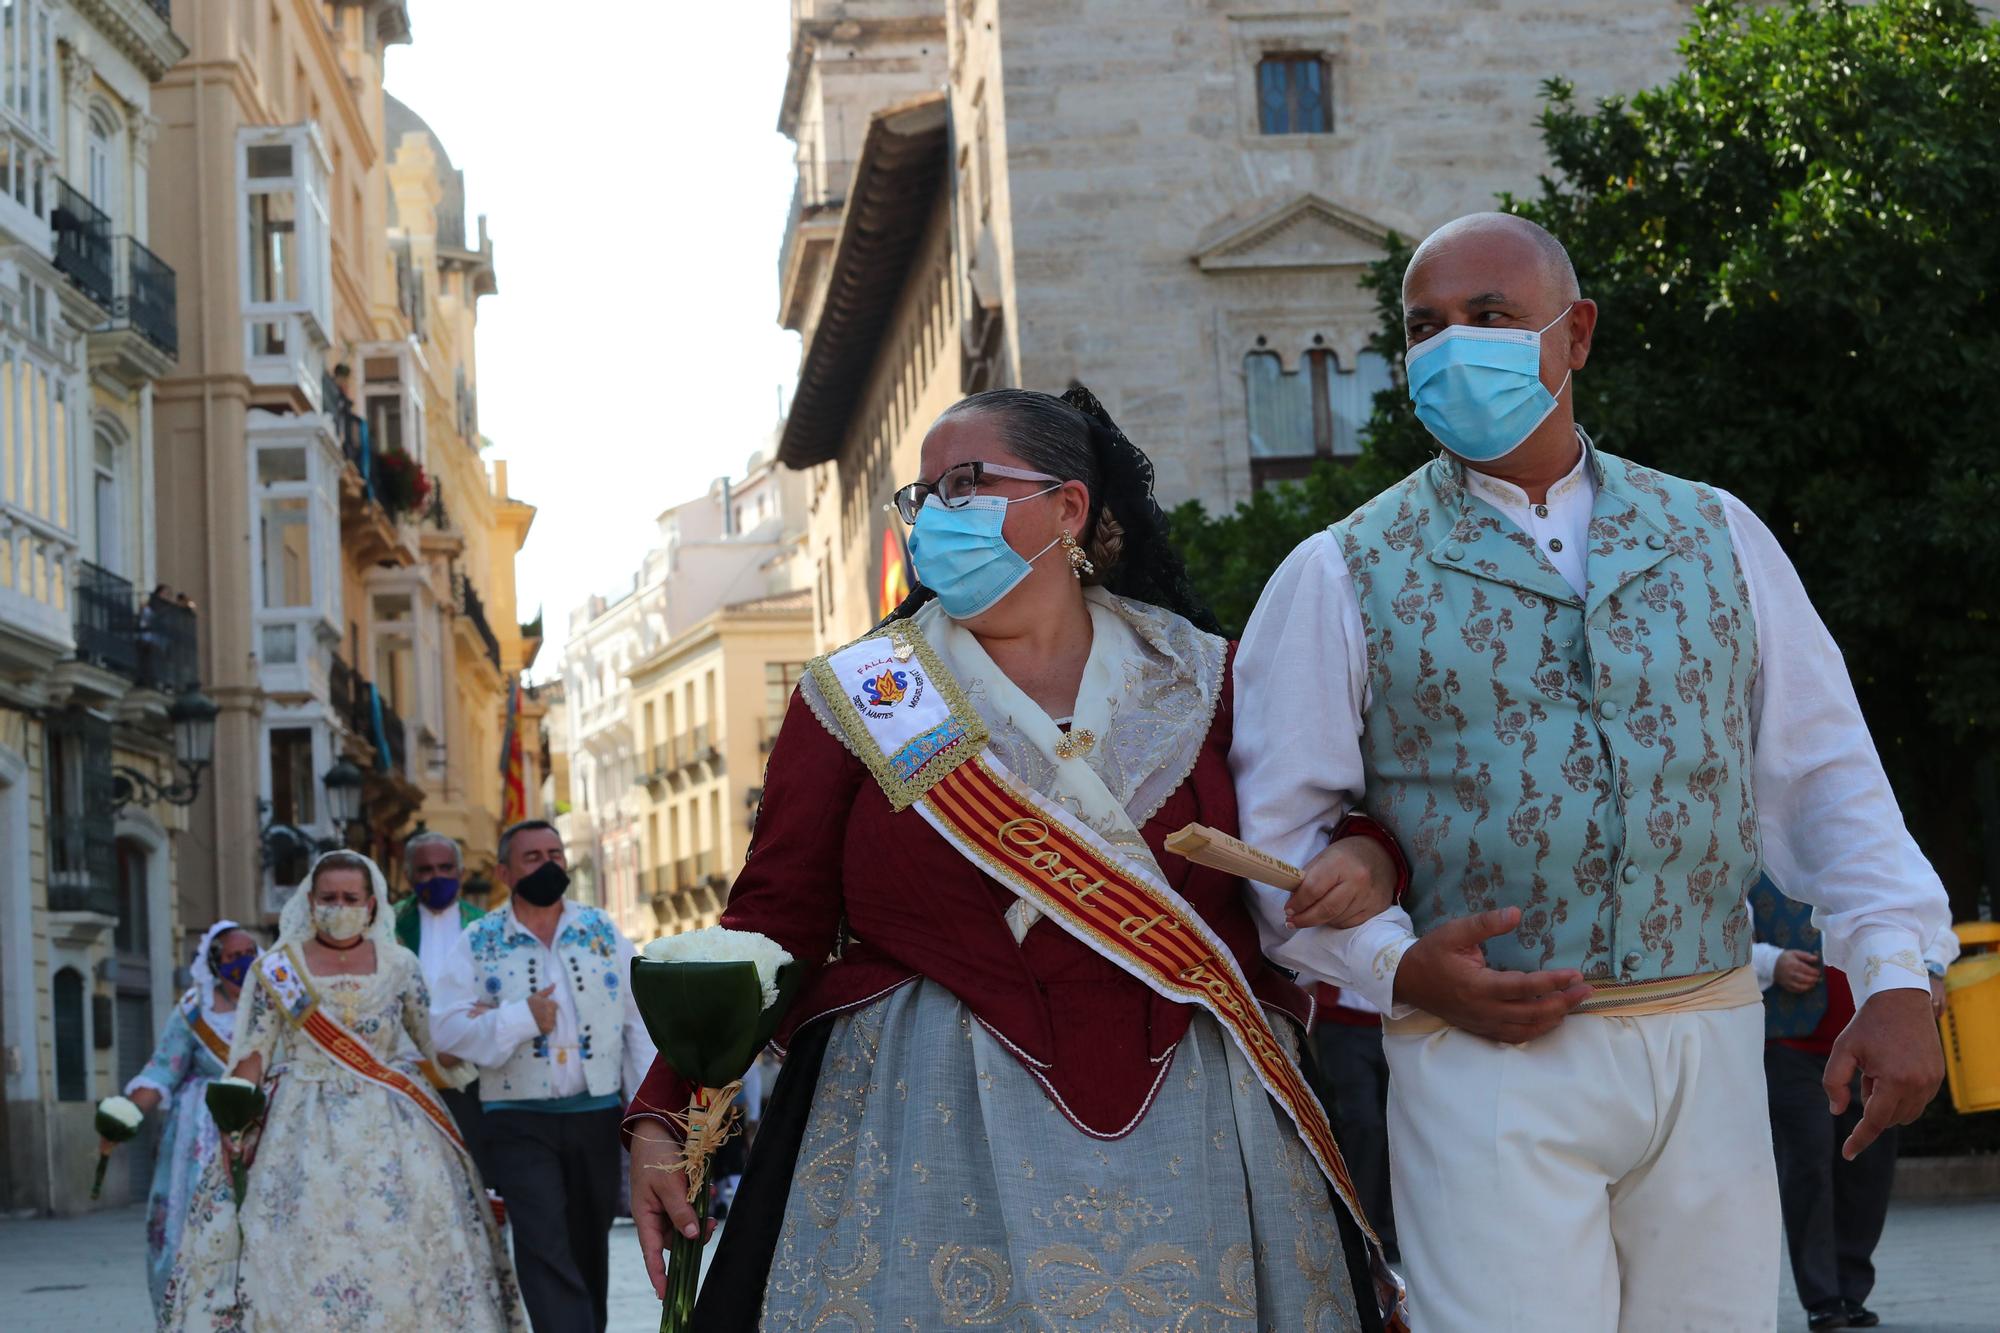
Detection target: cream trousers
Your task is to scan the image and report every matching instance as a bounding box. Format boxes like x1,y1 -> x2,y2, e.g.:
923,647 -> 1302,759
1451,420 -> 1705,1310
1383,1001 -> 1779,1332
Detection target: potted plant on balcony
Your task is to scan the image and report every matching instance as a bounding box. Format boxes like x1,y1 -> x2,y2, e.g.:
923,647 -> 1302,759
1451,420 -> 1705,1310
375,447 -> 432,520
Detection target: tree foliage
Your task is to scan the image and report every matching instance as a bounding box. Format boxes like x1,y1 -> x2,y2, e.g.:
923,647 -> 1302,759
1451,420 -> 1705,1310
1171,0 -> 2000,907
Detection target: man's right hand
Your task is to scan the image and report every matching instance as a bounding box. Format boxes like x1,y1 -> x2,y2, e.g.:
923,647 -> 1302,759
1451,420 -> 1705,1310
1774,949 -> 1822,995
1392,907 -> 1594,1043
630,1121 -> 712,1300
528,984 -> 558,1035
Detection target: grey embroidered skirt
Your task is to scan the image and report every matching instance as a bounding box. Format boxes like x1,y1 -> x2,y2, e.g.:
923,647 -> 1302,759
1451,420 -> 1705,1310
753,979 -> 1364,1331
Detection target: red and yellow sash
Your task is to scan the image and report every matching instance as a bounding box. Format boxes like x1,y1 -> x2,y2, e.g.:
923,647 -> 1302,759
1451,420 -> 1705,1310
180,990 -> 230,1066
257,949 -> 466,1161
810,623 -> 1408,1329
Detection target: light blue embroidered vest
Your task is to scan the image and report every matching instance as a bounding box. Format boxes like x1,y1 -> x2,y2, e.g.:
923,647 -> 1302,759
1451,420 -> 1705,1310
465,904 -> 628,1101
1748,874 -> 1828,1040
1335,441 -> 1761,984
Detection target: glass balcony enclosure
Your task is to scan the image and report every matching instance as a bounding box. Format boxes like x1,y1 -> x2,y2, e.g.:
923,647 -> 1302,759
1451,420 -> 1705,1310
238,124 -> 331,402
247,411 -> 342,697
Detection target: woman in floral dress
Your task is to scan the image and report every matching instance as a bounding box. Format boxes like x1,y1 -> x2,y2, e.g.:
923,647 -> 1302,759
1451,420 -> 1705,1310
163,851 -> 524,1332
118,919 -> 258,1315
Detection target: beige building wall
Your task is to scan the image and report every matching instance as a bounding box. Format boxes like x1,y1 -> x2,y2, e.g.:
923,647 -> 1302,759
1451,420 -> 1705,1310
625,593 -> 813,943
152,2 -> 397,927
148,1 -> 533,935
0,0 -> 190,1216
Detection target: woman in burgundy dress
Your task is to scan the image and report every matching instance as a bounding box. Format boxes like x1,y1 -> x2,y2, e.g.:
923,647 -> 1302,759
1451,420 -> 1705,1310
626,387 -> 1405,1331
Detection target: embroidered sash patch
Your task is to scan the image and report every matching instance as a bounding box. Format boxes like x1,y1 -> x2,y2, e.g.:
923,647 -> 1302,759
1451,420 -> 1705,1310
809,621 -> 986,809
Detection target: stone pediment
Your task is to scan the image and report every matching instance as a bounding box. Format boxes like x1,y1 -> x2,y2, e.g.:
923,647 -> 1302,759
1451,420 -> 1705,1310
1194,194 -> 1390,274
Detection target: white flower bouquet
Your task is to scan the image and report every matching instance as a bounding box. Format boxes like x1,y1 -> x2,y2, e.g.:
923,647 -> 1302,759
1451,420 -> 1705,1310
632,926 -> 800,1331
91,1095 -> 144,1199
205,1076 -> 267,1202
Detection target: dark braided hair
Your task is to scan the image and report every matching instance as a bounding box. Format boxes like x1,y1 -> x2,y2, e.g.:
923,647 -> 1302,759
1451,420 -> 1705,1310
882,385 -> 1221,634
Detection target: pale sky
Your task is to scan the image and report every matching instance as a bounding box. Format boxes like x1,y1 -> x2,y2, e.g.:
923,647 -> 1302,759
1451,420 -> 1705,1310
384,2 -> 802,678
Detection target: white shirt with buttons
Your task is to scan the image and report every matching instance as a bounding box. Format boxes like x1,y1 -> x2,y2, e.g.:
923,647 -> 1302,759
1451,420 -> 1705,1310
1232,448 -> 1951,1017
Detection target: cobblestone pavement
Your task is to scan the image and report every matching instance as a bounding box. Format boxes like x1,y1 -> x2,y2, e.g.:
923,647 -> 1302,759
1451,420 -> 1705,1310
3,1196 -> 1994,1329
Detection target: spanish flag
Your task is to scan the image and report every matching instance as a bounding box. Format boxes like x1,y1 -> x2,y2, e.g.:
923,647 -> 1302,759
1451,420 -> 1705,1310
878,525 -> 913,620
500,679 -> 526,825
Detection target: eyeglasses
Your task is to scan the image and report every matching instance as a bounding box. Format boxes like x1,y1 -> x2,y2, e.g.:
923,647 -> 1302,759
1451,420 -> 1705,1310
888,461 -> 1060,525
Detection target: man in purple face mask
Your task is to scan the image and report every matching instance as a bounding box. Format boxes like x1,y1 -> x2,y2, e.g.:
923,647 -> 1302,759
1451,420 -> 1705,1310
395,830 -> 487,1166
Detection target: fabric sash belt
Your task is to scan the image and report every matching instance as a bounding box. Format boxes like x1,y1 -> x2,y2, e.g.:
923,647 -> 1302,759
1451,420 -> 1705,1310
182,994 -> 230,1066
916,753 -> 1409,1331
1382,964 -> 1762,1037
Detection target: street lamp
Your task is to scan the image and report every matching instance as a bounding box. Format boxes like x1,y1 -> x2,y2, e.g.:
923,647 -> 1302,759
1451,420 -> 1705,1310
111,686 -> 221,812
323,757 -> 365,839
259,756 -> 370,871
170,687 -> 220,773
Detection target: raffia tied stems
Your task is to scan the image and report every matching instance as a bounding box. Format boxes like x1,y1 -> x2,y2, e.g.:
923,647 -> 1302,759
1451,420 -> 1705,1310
667,1082 -> 743,1199
659,1083 -> 739,1333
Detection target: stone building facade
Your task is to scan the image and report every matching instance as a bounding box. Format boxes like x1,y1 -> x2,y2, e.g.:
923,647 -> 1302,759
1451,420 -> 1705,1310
0,0 -> 190,1216
776,0 -> 1712,650
147,6 -> 540,939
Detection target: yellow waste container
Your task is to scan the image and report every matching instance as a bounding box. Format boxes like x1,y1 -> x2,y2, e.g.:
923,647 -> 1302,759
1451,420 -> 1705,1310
1940,922 -> 2000,1115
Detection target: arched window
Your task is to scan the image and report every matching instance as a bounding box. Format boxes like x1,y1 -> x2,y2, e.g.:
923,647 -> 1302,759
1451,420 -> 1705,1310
87,102 -> 123,230
53,966 -> 87,1101
1243,346 -> 1394,489
92,418 -> 126,575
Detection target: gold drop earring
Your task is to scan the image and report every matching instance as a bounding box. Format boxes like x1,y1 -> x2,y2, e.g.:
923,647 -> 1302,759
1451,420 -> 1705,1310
1060,531 -> 1093,579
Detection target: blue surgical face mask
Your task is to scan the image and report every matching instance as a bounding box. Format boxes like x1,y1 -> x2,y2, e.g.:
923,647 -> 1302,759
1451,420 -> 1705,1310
1405,305 -> 1574,463
906,489 -> 1063,620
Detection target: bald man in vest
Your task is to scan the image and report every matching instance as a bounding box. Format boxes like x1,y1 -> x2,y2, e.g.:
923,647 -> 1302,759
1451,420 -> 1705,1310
1231,213 -> 1949,1331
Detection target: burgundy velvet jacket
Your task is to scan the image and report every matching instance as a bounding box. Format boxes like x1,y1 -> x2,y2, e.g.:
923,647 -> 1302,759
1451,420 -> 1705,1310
626,647 -> 1316,1142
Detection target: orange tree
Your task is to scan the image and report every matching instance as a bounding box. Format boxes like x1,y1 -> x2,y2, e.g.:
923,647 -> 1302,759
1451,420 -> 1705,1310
1170,0 -> 2000,916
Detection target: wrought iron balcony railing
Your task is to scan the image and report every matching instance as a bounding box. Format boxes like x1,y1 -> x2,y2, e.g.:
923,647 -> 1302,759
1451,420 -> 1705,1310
52,179 -> 114,311
71,565 -> 202,691
458,574 -> 502,670
46,708 -> 116,916
112,236 -> 178,357
137,593 -> 198,691
342,667 -> 406,774
73,561 -> 139,677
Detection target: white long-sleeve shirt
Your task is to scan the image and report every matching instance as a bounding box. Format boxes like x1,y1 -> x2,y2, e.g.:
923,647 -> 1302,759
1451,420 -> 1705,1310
415,904 -> 463,989
430,900 -> 656,1104
1232,451 -> 1951,1017
1752,920 -> 1959,991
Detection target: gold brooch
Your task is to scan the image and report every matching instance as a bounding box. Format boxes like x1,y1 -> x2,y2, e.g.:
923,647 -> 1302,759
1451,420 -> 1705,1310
1054,729 -> 1096,760
892,638 -> 915,662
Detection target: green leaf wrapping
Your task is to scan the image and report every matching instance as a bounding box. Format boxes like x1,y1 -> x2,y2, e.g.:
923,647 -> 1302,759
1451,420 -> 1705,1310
94,1108 -> 141,1144
630,958 -> 802,1090
205,1081 -> 268,1135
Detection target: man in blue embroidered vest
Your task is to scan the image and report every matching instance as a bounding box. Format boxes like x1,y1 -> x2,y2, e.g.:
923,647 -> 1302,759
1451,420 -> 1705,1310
1233,213 -> 1950,1332
1749,875 -> 1956,1331
433,819 -> 657,1333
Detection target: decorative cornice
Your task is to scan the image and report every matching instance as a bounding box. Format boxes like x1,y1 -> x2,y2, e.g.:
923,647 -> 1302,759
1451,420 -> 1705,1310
777,13 -> 947,137
1193,193 -> 1391,274
777,92 -> 949,470
70,0 -> 189,84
